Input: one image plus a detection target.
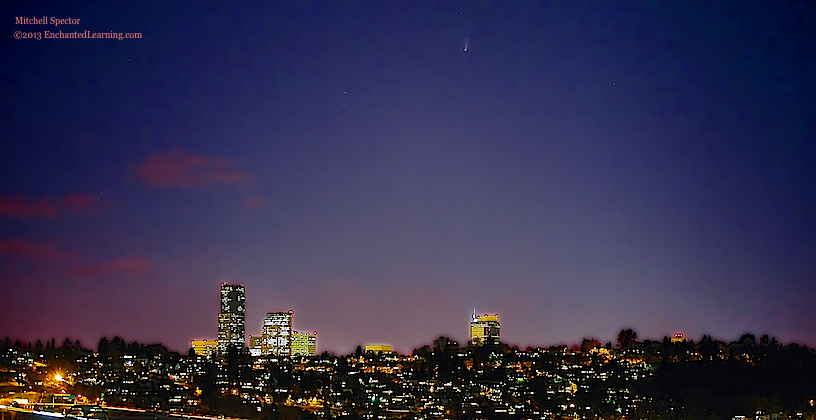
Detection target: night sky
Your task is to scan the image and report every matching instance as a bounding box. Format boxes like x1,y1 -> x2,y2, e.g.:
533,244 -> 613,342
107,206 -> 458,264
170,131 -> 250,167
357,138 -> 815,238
3,1 -> 815,355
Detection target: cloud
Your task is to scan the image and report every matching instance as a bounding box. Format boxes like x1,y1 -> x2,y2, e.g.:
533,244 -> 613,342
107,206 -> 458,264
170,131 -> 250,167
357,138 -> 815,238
0,194 -> 100,218
246,196 -> 264,208
1,239 -> 150,279
60,193 -> 98,214
0,196 -> 60,218
0,239 -> 76,262
137,149 -> 251,187
61,258 -> 152,278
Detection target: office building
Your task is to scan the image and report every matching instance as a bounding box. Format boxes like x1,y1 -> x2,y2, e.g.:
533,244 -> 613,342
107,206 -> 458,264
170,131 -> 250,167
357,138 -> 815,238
217,283 -> 246,354
291,331 -> 317,357
470,310 -> 500,346
262,310 -> 293,357
365,344 -> 392,354
190,339 -> 218,357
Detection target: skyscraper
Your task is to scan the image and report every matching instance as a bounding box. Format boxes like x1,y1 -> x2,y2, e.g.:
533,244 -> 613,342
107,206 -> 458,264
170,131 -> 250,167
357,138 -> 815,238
262,310 -> 293,357
217,282 -> 246,354
291,331 -> 317,357
470,309 -> 500,346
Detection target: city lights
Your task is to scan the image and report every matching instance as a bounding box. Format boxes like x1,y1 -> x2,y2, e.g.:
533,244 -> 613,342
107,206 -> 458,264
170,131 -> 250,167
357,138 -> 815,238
0,285 -> 812,419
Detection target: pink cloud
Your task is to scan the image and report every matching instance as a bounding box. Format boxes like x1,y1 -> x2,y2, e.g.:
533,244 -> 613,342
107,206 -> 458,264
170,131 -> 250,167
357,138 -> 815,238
0,194 -> 100,218
61,258 -> 152,278
1,239 -> 152,282
0,239 -> 75,262
137,149 -> 251,187
60,193 -> 98,214
246,196 -> 264,208
0,196 -> 60,218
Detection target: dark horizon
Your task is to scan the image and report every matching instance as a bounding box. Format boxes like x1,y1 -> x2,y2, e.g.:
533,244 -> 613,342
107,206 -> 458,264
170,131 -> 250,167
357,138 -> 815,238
1,329 -> 806,357
3,1 -> 815,355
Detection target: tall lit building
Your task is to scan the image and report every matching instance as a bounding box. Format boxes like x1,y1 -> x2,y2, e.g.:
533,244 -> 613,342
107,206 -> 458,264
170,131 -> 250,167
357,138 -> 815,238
291,331 -> 317,357
262,310 -> 293,357
190,339 -> 218,357
217,283 -> 246,354
470,310 -> 500,346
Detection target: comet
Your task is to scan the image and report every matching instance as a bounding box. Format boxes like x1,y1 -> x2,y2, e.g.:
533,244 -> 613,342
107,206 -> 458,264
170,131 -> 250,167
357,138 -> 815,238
463,38 -> 470,52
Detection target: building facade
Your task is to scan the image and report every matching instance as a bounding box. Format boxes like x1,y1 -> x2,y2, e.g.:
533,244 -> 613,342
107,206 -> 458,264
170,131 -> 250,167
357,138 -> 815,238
217,283 -> 246,354
190,339 -> 218,357
470,310 -> 500,346
365,344 -> 392,354
291,331 -> 317,357
262,310 -> 293,357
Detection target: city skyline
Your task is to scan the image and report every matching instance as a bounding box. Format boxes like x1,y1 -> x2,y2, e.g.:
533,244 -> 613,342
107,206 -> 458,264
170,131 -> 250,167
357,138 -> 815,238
3,1 -> 815,355
5,292 -> 809,357
3,328 -> 813,419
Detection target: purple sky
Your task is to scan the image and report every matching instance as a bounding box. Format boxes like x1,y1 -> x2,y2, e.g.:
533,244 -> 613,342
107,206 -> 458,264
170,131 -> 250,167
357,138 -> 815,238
2,1 -> 815,355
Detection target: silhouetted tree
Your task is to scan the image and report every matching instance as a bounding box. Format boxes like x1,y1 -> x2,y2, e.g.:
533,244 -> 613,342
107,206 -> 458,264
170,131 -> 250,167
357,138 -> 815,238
699,335 -> 718,361
45,338 -> 55,359
617,329 -> 638,349
661,336 -> 672,363
580,338 -> 601,354
109,336 -> 126,360
60,338 -> 74,359
413,345 -> 431,361
641,339 -> 657,362
434,336 -> 459,354
98,337 -> 108,361
740,333 -> 756,346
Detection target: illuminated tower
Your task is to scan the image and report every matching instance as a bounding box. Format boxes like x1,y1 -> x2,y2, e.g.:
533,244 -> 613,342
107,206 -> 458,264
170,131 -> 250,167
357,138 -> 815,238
217,282 -> 246,354
469,309 -> 500,346
262,310 -> 293,357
